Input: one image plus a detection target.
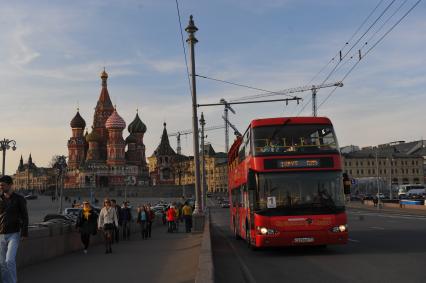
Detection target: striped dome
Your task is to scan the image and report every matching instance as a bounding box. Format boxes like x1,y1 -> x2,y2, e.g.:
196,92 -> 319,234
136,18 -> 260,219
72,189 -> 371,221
105,109 -> 126,130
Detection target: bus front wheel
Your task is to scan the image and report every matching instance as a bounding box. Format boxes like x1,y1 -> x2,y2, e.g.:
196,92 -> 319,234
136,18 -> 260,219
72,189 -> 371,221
246,228 -> 258,251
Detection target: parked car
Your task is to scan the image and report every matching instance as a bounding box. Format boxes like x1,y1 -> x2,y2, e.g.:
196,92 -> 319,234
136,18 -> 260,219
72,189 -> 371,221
363,194 -> 373,200
63,208 -> 82,216
220,201 -> 230,208
24,194 -> 38,200
376,193 -> 385,199
407,188 -> 425,199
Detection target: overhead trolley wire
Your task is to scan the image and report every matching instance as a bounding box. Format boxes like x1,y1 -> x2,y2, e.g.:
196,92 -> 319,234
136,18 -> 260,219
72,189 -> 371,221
195,74 -> 296,98
320,0 -> 397,85
307,0 -> 386,85
175,0 -> 193,96
296,0 -> 398,116
317,0 -> 423,110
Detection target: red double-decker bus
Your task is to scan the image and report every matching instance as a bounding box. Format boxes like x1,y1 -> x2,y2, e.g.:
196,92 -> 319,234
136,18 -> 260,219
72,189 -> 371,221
228,116 -> 348,249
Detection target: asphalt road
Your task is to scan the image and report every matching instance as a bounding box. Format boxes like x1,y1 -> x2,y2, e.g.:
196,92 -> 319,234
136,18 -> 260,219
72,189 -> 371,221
211,202 -> 426,283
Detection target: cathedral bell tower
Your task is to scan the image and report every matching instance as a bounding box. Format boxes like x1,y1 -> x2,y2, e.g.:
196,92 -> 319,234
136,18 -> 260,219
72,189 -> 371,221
92,69 -> 114,160
68,109 -> 86,169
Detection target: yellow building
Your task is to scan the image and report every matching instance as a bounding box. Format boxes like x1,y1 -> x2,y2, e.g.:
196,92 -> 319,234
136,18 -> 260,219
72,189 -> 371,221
342,145 -> 424,185
173,144 -> 228,193
13,154 -> 57,192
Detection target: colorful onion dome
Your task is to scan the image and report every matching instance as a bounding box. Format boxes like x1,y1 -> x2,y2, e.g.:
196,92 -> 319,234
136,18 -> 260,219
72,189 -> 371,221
70,110 -> 86,129
105,108 -> 126,129
86,129 -> 101,143
125,133 -> 138,144
128,112 -> 147,134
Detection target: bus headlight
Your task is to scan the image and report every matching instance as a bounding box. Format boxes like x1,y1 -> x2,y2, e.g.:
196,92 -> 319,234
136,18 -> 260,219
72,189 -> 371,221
257,226 -> 278,235
331,224 -> 348,233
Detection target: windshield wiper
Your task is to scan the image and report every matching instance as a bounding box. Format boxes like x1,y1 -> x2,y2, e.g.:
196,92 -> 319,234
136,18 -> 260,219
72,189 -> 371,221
270,118 -> 292,140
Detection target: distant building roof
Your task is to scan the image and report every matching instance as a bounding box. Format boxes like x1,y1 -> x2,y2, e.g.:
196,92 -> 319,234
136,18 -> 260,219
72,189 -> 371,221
152,123 -> 176,157
342,141 -> 426,158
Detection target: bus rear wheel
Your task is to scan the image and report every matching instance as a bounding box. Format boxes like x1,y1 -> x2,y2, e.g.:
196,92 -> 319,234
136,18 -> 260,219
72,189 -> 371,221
233,220 -> 241,240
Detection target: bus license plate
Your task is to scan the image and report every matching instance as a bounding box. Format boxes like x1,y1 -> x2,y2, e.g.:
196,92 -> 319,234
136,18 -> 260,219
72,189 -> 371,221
294,237 -> 314,243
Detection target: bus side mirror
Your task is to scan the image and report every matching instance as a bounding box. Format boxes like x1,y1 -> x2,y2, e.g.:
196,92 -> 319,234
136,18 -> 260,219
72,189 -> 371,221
248,170 -> 256,190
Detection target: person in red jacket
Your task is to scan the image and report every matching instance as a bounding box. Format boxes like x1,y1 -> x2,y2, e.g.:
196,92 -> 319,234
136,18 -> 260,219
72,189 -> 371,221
166,205 -> 176,233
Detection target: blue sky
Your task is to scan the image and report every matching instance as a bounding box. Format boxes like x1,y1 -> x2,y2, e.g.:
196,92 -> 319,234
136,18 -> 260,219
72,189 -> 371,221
0,0 -> 425,174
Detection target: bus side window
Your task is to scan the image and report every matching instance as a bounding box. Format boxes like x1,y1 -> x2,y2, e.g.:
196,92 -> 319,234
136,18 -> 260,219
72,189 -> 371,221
232,189 -> 239,207
238,145 -> 245,163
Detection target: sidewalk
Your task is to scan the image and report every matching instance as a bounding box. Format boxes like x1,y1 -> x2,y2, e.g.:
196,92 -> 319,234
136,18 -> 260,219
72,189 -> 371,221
19,223 -> 202,283
347,201 -> 426,216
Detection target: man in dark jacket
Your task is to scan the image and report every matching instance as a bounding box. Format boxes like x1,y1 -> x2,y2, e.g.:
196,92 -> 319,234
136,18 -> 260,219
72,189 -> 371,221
111,199 -> 122,243
0,175 -> 28,283
120,202 -> 132,240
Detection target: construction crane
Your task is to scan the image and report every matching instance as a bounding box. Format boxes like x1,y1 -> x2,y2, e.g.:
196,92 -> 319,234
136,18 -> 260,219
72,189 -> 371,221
219,98 -> 236,153
222,115 -> 242,137
230,81 -> 343,117
168,125 -> 224,155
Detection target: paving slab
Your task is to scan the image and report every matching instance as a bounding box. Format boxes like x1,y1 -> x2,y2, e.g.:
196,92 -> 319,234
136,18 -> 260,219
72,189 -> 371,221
19,224 -> 202,283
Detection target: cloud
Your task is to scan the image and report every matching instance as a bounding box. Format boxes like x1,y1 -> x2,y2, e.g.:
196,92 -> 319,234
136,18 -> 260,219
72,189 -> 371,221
143,58 -> 186,73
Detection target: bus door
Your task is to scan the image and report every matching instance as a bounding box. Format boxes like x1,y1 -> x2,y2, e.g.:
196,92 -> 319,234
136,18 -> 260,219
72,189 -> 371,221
247,170 -> 257,231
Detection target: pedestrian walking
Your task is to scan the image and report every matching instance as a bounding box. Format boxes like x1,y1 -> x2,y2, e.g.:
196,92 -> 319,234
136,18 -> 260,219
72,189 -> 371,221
98,198 -> 118,254
182,202 -> 193,233
111,199 -> 122,243
120,201 -> 132,240
146,205 -> 154,238
166,205 -> 176,233
76,201 -> 97,254
373,196 -> 378,207
174,203 -> 180,232
137,205 -> 148,239
0,176 -> 28,283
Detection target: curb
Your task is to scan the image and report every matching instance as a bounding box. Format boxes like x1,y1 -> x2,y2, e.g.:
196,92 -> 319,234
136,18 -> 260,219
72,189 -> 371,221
195,209 -> 214,283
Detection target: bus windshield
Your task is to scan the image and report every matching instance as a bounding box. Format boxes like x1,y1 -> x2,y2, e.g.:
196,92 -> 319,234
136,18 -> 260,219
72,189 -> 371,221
255,171 -> 345,215
252,124 -> 338,156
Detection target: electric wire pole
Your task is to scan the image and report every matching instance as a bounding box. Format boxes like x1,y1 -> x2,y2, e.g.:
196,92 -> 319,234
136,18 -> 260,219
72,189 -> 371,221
186,15 -> 203,225
200,113 -> 207,211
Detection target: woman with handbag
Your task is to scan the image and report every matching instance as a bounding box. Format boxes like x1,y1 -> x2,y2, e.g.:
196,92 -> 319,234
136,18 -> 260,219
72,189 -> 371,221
98,198 -> 118,254
76,201 -> 98,254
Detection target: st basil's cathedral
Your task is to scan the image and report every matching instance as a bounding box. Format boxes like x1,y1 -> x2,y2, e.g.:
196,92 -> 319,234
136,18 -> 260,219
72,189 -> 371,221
65,70 -> 149,188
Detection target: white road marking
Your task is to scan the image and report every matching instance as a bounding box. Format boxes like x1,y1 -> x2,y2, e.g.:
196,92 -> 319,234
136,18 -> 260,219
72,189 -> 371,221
348,238 -> 360,243
369,226 -> 385,230
213,222 -> 257,283
349,211 -> 426,221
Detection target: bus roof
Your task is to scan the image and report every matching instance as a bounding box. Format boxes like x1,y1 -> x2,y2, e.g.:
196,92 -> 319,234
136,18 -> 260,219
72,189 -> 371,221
250,117 -> 332,128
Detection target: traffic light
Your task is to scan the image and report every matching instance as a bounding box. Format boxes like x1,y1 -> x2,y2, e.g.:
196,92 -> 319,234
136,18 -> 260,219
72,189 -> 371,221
343,173 -> 351,195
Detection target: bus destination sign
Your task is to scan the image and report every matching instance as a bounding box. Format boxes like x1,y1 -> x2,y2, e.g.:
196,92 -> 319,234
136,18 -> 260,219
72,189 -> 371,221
264,157 -> 334,170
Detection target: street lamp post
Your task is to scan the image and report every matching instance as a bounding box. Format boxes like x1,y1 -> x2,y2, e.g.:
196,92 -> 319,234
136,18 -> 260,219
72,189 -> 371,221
186,16 -> 202,214
375,149 -> 380,210
54,156 -> 67,214
200,112 -> 207,211
388,157 -> 393,200
0,139 -> 17,176
186,15 -> 205,231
